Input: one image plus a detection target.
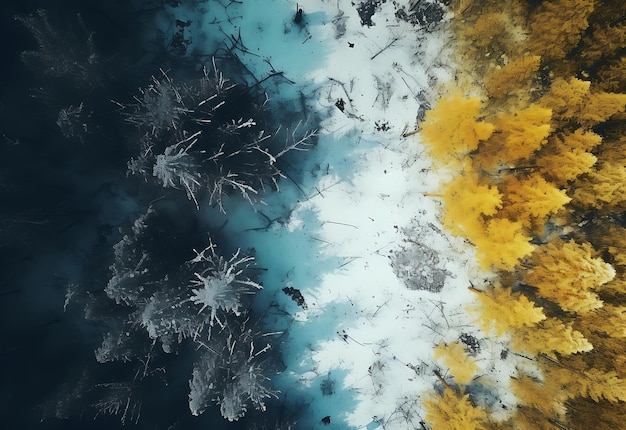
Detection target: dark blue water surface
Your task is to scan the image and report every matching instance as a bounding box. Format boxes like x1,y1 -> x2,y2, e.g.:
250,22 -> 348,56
0,1 -> 314,428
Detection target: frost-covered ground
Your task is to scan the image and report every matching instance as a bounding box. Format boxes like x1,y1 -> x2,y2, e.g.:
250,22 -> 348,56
151,1 -> 525,428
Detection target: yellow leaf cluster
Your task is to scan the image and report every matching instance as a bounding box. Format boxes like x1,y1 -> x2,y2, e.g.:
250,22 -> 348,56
484,55 -> 541,100
536,149 -> 596,185
438,171 -> 502,239
527,0 -> 595,60
423,388 -> 488,430
580,305 -> 626,338
469,285 -> 545,337
539,77 -> 591,124
498,173 -> 570,229
540,77 -> 626,128
535,129 -> 600,185
597,57 -> 626,93
420,91 -> 494,166
510,376 -> 565,416
580,22 -> 626,66
579,91 -> 626,127
575,369 -> 626,402
572,162 -> 626,211
476,104 -> 551,170
524,239 -> 615,313
433,342 -> 478,384
605,227 -> 626,269
472,218 -> 534,271
511,318 -> 592,357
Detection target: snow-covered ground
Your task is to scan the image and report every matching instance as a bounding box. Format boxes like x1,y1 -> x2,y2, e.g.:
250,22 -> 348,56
152,1 -> 526,427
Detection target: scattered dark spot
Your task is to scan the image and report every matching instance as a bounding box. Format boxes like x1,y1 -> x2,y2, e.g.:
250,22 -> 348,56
320,376 -> 336,395
356,0 -> 387,27
282,286 -> 307,309
459,332 -> 481,355
500,349 -> 509,360
416,101 -> 431,123
375,120 -> 390,131
321,416 -> 331,424
294,8 -> 304,24
395,0 -> 445,31
348,42 -> 355,47
335,98 -> 346,112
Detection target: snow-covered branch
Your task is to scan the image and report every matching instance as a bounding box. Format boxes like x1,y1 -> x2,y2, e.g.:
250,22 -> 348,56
122,59 -> 314,212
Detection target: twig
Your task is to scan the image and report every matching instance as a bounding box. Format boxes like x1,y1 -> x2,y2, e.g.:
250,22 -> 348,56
371,36 -> 400,60
324,220 -> 359,229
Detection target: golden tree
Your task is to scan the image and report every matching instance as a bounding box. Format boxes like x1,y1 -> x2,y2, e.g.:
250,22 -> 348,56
434,169 -> 502,240
510,375 -> 566,417
539,77 -> 591,125
511,318 -> 592,357
579,18 -> 626,67
420,91 -> 494,166
433,342 -> 478,384
579,90 -> 626,128
472,218 -> 535,271
540,77 -> 626,128
534,129 -> 601,185
523,239 -> 615,313
483,55 -> 542,101
594,224 -> 626,269
579,305 -> 626,339
469,284 -> 545,337
498,173 -> 570,230
476,104 -> 551,171
572,162 -> 626,211
527,0 -> 595,61
597,57 -> 626,93
423,386 -> 489,430
542,361 -> 626,403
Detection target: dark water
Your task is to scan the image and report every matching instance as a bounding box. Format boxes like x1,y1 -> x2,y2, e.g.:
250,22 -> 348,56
0,1 -> 305,428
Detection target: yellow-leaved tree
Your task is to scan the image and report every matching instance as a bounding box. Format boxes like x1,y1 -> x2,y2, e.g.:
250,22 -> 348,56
540,77 -> 626,128
534,129 -> 601,185
542,362 -> 626,403
572,136 -> 626,211
433,169 -> 502,241
510,375 -> 566,417
579,19 -> 626,67
527,0 -> 595,61
539,77 -> 591,125
523,239 -> 615,313
469,284 -> 545,337
420,91 -> 494,166
471,218 -> 534,271
511,318 -> 592,357
579,90 -> 626,127
572,162 -> 626,211
483,55 -> 542,101
498,173 -> 571,230
433,342 -> 478,384
475,104 -> 552,171
592,224 -> 626,269
597,57 -> 626,93
579,305 -> 626,338
423,387 -> 489,430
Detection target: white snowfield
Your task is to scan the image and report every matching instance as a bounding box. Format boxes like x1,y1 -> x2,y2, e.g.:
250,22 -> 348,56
159,0 -> 531,427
